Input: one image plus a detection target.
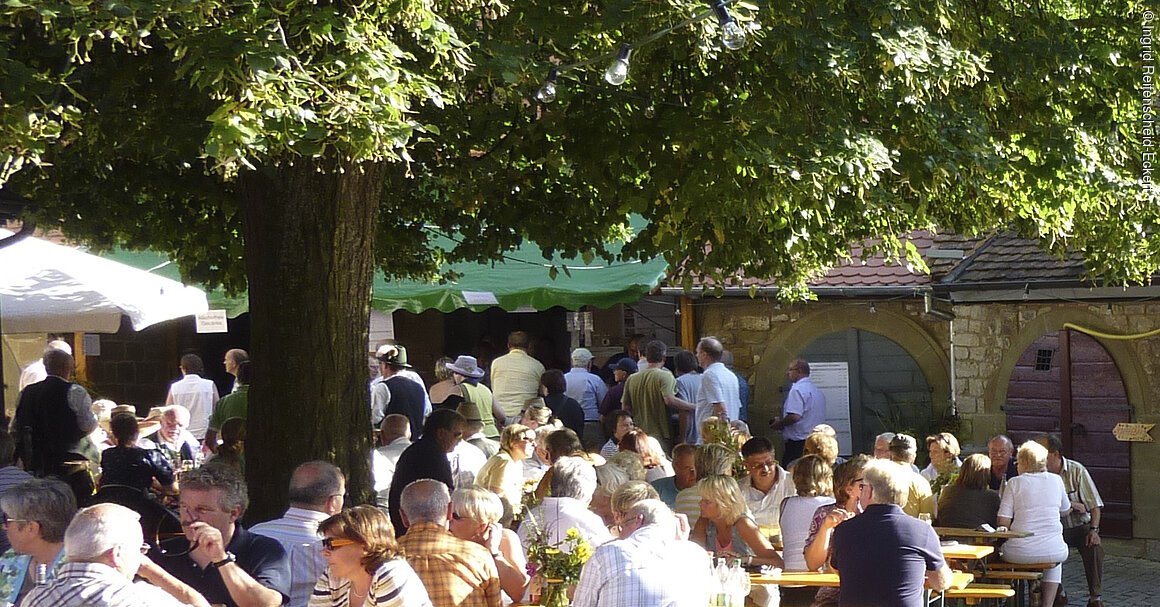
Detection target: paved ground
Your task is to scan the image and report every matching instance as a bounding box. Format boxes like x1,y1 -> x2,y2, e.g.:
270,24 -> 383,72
1061,550 -> 1160,606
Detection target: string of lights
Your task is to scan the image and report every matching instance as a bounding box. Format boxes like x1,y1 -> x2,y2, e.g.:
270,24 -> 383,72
535,0 -> 751,103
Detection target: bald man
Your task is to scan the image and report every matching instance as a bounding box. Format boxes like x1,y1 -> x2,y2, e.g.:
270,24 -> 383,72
373,414 -> 412,507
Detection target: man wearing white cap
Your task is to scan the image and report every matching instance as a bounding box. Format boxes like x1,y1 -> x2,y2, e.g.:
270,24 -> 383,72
565,348 -> 607,451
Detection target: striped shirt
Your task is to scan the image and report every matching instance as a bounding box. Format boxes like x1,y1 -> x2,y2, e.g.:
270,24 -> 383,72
249,507 -> 329,607
308,559 -> 432,607
22,562 -> 193,607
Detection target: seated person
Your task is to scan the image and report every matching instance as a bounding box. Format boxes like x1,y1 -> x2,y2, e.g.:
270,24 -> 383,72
618,429 -> 673,483
936,453 -> 999,529
690,475 -> 783,568
599,411 -> 635,460
100,412 -> 177,495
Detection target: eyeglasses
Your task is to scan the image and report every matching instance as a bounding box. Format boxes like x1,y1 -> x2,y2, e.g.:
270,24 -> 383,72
0,513 -> 29,526
520,436 -> 536,443
139,542 -> 152,555
322,537 -> 358,551
744,460 -> 775,471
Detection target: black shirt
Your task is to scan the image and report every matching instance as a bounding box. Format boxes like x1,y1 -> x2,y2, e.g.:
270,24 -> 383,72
100,445 -> 174,492
151,526 -> 291,607
544,392 -> 585,437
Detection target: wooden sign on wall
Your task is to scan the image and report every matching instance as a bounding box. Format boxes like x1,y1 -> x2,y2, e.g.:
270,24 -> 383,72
1112,423 -> 1155,442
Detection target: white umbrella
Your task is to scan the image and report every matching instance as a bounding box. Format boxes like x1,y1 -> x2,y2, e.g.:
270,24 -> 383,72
0,228 -> 209,333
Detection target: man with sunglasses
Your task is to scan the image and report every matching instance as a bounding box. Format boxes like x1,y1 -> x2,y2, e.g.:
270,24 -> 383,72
150,465 -> 290,607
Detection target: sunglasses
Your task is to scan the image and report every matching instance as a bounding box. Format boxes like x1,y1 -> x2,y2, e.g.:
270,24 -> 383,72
0,513 -> 29,526
322,537 -> 358,551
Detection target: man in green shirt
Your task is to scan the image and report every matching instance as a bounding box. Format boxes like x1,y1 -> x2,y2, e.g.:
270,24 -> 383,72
206,361 -> 249,452
621,340 -> 694,455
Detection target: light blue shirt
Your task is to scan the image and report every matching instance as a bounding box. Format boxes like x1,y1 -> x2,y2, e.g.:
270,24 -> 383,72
564,368 -> 607,422
249,507 -> 328,607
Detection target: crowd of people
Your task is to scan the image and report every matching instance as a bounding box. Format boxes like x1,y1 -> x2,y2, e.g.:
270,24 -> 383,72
3,334 -> 1107,607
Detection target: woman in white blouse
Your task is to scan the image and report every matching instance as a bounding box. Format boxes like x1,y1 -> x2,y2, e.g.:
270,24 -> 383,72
997,440 -> 1070,607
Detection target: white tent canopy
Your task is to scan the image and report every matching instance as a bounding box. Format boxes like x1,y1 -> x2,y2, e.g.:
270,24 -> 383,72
0,229 -> 209,333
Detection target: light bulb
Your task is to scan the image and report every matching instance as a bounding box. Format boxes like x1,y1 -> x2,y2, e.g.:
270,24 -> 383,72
535,68 -> 558,103
721,20 -> 747,50
604,44 -> 632,86
713,1 -> 747,50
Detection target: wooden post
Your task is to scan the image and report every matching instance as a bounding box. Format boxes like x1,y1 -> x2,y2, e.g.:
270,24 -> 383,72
72,331 -> 87,382
680,296 -> 696,351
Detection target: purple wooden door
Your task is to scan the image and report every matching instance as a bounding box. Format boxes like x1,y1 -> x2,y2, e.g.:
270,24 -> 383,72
1004,329 -> 1132,538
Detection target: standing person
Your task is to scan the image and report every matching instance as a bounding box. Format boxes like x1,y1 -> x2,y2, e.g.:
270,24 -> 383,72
769,359 -> 825,464
722,350 -> 750,422
370,345 -> 428,437
997,440 -> 1070,607
428,357 -> 461,408
490,331 -> 546,425
1037,434 -> 1105,607
250,462 -> 346,607
12,348 -> 99,502
398,480 -> 502,607
16,339 -> 71,393
165,354 -> 220,442
447,356 -> 501,439
987,434 -> 1019,491
622,340 -> 694,455
311,505 -> 432,607
564,348 -> 607,451
387,409 -> 465,536
371,415 -> 412,507
206,361 -> 249,452
540,370 -> 585,438
223,348 -> 249,394
573,499 -> 711,607
598,358 -> 636,419
149,465 -> 290,607
673,351 -> 702,444
830,459 -> 953,607
692,337 -> 740,445
738,437 -> 796,532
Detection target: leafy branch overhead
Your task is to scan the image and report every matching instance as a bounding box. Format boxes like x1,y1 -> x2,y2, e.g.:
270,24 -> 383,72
1,0 -> 1156,295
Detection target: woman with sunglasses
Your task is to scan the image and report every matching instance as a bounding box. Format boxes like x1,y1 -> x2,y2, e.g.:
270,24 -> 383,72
449,487 -> 530,602
311,505 -> 431,607
0,479 -> 76,604
475,424 -> 536,525
802,455 -> 870,607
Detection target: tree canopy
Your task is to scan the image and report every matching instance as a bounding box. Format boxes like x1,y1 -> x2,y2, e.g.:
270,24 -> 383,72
1,0 -> 1156,510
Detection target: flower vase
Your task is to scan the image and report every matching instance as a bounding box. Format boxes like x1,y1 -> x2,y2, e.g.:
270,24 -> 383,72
540,578 -> 570,607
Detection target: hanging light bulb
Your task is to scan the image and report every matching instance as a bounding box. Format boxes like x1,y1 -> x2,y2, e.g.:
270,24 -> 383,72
604,44 -> 632,86
712,1 -> 747,50
535,68 -> 558,103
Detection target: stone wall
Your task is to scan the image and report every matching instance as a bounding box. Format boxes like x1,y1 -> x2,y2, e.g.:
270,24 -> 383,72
83,320 -> 175,410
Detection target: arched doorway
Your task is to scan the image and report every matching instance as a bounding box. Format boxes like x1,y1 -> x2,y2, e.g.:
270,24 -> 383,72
799,328 -> 936,455
1004,329 -> 1133,538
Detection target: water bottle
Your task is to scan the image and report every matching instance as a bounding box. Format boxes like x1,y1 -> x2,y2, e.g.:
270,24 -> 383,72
34,563 -> 47,586
729,559 -> 750,607
711,558 -> 729,606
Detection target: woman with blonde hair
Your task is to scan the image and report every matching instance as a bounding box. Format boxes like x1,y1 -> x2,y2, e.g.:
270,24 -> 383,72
518,398 -> 553,429
311,505 -> 431,607
802,431 -> 840,468
475,424 -> 537,524
450,487 -> 530,602
997,441 -> 1070,607
691,475 -> 783,567
779,454 -> 835,572
921,432 -> 962,483
428,356 -> 462,407
936,453 -> 999,528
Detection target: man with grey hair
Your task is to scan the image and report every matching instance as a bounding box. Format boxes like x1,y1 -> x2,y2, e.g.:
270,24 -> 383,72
831,460 -> 952,607
988,434 -> 1019,491
13,348 -> 98,501
692,336 -> 740,444
874,432 -> 896,459
398,479 -> 501,607
573,499 -> 710,607
250,461 -> 345,607
143,406 -> 200,469
564,347 -> 607,450
518,456 -> 612,551
23,503 -> 209,607
888,433 -> 935,518
150,465 -> 289,607
770,357 -> 826,463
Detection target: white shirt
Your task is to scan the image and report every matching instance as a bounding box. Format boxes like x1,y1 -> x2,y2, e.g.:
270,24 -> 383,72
369,370 -> 432,428
739,467 -> 797,528
518,496 -> 613,552
18,360 -> 47,392
693,362 -> 740,444
250,507 -> 329,607
572,524 -> 711,607
780,495 -> 835,571
997,471 -> 1070,563
920,458 -> 962,482
166,374 -> 219,440
448,440 -> 488,489
782,377 -> 825,441
372,437 -> 411,506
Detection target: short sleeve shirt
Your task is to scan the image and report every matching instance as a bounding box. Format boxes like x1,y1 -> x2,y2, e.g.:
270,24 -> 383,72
831,503 -> 946,607
622,367 -> 678,442
151,526 -> 290,607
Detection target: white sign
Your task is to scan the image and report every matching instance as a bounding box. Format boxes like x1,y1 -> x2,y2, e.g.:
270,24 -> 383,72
195,310 -> 229,333
82,333 -> 101,357
809,362 -> 853,455
462,291 -> 499,305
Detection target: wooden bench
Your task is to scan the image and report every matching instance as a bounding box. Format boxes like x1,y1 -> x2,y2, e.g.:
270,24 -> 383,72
945,583 -> 1016,605
986,562 -> 1057,571
978,571 -> 1045,607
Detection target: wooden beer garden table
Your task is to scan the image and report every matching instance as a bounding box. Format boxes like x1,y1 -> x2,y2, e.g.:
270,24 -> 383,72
934,526 -> 1033,541
940,543 -> 994,561
750,570 -> 973,590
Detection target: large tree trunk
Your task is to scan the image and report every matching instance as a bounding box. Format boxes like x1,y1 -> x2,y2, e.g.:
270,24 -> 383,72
237,158 -> 384,521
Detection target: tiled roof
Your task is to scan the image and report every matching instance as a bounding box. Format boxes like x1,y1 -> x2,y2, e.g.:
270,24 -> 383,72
810,231 -> 934,288
939,231 -> 1087,285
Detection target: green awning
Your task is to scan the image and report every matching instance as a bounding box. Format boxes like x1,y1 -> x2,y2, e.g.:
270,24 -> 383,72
104,234 -> 669,316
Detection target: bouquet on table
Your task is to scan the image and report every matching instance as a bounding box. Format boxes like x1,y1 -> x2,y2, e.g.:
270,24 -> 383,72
525,527 -> 593,607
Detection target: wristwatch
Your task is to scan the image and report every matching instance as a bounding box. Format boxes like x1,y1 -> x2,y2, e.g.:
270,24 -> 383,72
1090,527 -> 1100,533
209,552 -> 236,569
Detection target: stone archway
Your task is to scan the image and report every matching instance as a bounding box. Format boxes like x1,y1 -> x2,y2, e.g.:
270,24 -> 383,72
749,305 -> 951,444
